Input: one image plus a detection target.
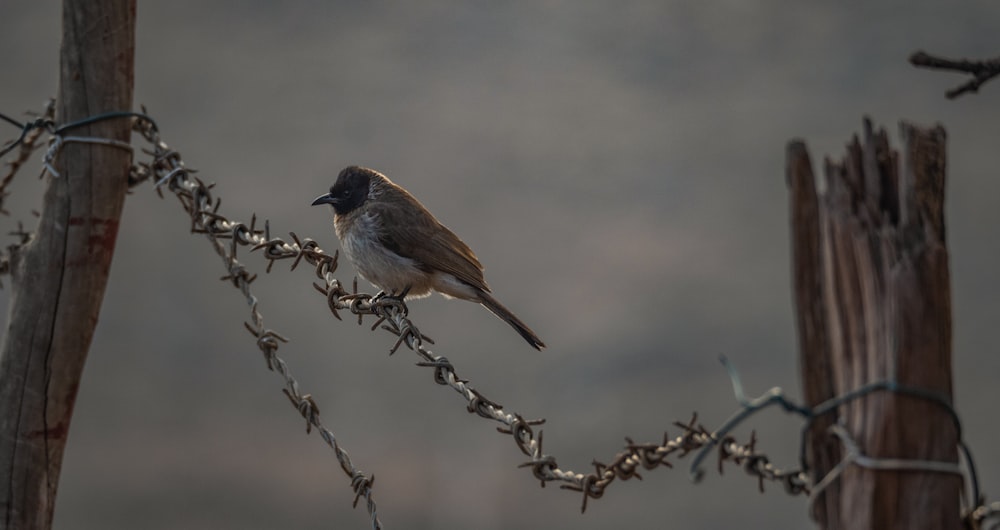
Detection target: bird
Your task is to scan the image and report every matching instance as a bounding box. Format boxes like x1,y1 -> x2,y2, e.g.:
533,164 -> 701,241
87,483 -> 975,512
311,166 -> 545,350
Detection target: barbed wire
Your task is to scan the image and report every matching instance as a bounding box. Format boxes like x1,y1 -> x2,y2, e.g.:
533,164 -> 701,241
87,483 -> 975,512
300,279 -> 811,511
2,106 -> 995,528
126,112 -> 811,513
128,115 -> 382,530
120,116 -> 1000,527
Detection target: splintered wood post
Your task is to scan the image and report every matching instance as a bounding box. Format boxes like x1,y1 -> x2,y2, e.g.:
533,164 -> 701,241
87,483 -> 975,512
0,1 -> 135,528
787,141 -> 842,528
786,119 -> 959,530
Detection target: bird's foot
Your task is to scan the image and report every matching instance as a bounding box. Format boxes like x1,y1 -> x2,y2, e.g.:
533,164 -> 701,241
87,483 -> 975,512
372,285 -> 411,303
369,286 -> 411,315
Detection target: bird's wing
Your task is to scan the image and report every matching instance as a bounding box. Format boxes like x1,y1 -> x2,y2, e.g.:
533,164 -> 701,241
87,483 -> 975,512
370,186 -> 491,292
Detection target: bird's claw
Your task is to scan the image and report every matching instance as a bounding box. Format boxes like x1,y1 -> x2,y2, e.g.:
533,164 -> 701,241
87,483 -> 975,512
369,287 -> 410,316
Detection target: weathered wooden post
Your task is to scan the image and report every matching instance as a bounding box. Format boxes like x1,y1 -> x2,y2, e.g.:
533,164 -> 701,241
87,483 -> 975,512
787,120 -> 960,529
0,2 -> 136,528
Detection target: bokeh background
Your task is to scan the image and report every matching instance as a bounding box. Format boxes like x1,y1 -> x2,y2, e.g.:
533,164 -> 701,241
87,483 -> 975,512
4,2 -> 999,529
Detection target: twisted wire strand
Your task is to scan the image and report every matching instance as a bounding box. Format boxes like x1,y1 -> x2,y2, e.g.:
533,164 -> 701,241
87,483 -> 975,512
131,117 -> 382,530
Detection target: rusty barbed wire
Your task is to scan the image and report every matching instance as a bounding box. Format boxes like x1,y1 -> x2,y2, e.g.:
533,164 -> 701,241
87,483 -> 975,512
2,107 -> 383,527
126,112 -> 976,518
3,104 -> 994,527
127,110 -> 811,513
234,204 -> 808,511
129,115 -> 382,530
239,170 -> 992,521
303,278 -> 811,511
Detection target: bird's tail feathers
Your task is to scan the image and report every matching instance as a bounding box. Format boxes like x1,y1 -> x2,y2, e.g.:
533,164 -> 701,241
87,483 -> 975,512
476,290 -> 545,350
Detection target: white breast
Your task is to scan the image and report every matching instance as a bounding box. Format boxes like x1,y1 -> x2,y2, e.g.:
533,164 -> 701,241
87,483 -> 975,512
337,211 -> 433,298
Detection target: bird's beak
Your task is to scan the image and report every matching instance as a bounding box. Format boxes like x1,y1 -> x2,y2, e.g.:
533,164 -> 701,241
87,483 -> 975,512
311,193 -> 337,206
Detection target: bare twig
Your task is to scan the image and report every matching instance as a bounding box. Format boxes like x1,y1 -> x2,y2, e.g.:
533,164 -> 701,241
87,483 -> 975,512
910,50 -> 1000,99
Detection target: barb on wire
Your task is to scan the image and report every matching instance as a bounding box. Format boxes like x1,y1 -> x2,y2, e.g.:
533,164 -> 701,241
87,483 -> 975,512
131,115 -> 382,530
910,50 -> 1000,99
554,415 -> 810,513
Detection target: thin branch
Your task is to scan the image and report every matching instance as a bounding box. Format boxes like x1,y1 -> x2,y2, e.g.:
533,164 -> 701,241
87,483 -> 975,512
909,50 -> 1000,99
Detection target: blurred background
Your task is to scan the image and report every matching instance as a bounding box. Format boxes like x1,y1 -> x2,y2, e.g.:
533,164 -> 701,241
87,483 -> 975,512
3,1 -> 999,528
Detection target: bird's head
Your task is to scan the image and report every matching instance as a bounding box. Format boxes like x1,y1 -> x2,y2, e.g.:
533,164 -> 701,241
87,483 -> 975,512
311,165 -> 374,215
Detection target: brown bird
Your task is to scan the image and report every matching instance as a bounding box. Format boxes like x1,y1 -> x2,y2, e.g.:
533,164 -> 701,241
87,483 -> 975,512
312,166 -> 545,350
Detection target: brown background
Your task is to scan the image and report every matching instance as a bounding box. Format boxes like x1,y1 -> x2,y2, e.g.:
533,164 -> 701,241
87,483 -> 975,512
3,2 -> 999,529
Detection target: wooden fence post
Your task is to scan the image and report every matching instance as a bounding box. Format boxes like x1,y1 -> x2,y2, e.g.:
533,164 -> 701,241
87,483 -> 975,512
787,119 -> 960,529
0,1 -> 136,528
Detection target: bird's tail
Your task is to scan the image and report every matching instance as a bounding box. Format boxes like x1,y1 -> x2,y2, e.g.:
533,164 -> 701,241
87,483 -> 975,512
476,290 -> 545,350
